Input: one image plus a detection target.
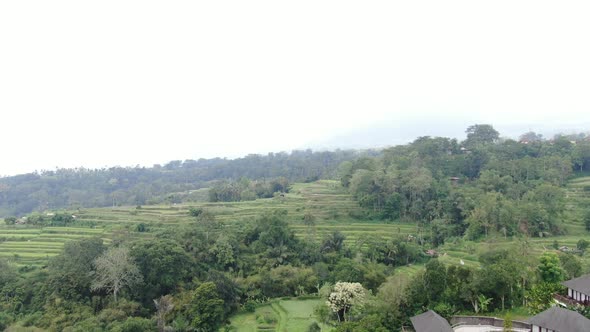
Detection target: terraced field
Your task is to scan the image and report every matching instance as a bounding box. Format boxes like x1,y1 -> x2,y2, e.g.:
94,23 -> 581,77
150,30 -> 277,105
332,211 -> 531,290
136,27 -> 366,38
0,226 -> 111,266
0,180 -> 421,267
2,177 -> 590,272
75,180 -> 421,246
564,176 -> 590,229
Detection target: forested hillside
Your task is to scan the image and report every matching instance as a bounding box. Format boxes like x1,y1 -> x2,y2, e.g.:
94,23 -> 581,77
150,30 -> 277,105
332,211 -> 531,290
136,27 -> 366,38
2,125 -> 590,332
0,149 -> 368,217
340,125 -> 590,240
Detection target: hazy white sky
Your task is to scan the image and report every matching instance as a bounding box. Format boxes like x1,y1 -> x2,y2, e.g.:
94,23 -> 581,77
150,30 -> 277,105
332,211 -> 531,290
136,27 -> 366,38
1,1 -> 589,175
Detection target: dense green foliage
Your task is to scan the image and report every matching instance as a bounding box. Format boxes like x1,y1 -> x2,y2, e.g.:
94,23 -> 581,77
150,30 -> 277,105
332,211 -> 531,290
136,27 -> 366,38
0,149 -> 367,216
1,125 -> 590,331
0,206 -> 426,331
208,177 -> 290,202
340,127 -> 590,240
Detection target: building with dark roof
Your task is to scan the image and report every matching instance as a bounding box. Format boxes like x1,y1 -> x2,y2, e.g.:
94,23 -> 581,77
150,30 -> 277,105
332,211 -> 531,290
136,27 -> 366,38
410,310 -> 453,332
561,273 -> 590,306
528,306 -> 590,332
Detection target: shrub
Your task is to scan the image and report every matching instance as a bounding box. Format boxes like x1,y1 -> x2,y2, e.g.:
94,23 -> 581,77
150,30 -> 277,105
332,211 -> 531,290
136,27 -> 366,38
577,239 -> 589,251
20,312 -> 43,327
433,302 -> 456,319
0,312 -> 14,331
307,322 -> 322,332
4,217 -> 17,225
243,301 -> 256,313
188,207 -> 203,217
256,311 -> 277,324
109,317 -> 156,332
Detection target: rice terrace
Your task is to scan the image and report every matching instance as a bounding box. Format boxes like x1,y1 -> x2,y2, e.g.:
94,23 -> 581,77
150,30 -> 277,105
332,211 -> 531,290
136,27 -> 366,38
1,180 -> 417,268
3,176 -> 590,267
3,173 -> 590,330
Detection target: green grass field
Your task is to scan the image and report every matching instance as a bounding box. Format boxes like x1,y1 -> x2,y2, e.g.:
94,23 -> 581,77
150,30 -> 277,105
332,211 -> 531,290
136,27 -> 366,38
224,298 -> 330,332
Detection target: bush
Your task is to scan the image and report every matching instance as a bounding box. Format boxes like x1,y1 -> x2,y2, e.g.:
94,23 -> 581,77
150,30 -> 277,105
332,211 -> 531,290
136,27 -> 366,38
189,207 -> 203,217
0,312 -> 14,331
64,317 -> 103,332
433,302 -> 456,319
243,301 -> 256,312
109,317 -> 156,332
20,312 -> 43,327
256,311 -> 277,324
307,322 -> 322,332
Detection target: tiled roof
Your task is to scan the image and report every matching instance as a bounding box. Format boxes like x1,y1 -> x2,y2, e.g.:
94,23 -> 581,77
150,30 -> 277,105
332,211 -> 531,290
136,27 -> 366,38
562,273 -> 590,295
410,310 -> 453,332
528,307 -> 590,332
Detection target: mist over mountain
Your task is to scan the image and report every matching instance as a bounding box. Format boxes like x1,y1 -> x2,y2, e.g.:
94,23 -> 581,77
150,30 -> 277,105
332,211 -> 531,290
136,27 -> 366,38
305,119 -> 590,150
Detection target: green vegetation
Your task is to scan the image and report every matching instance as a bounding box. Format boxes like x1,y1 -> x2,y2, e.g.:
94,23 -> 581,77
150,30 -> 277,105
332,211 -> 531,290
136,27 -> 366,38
0,226 -> 110,266
226,299 -> 327,332
1,125 -> 590,331
208,177 -> 290,202
0,150 -> 366,217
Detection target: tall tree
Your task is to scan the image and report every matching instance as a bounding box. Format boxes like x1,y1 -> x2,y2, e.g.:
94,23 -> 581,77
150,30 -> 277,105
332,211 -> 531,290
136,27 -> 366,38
519,131 -> 544,143
465,124 -> 499,147
91,247 -> 143,302
559,253 -> 582,279
423,259 -> 447,303
0,259 -> 16,289
183,282 -> 225,331
47,237 -> 106,301
131,239 -> 192,304
154,295 -> 174,332
538,252 -> 566,283
327,282 -> 367,322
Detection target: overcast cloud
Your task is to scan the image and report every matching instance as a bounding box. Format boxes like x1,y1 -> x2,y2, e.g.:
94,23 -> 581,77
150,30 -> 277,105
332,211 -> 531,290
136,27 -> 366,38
1,1 -> 589,175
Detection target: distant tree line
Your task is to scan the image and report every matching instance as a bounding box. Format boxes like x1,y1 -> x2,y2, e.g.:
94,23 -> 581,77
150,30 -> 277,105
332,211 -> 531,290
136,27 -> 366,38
208,177 -> 290,202
0,149 -> 369,217
340,125 -> 590,240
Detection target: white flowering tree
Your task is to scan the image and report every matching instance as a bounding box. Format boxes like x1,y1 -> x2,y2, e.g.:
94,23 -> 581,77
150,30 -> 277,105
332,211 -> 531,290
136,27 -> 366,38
326,282 -> 367,322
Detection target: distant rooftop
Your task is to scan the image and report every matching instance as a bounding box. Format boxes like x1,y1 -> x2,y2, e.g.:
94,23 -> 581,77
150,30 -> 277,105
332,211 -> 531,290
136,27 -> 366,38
410,310 -> 453,332
528,307 -> 590,332
562,273 -> 590,295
